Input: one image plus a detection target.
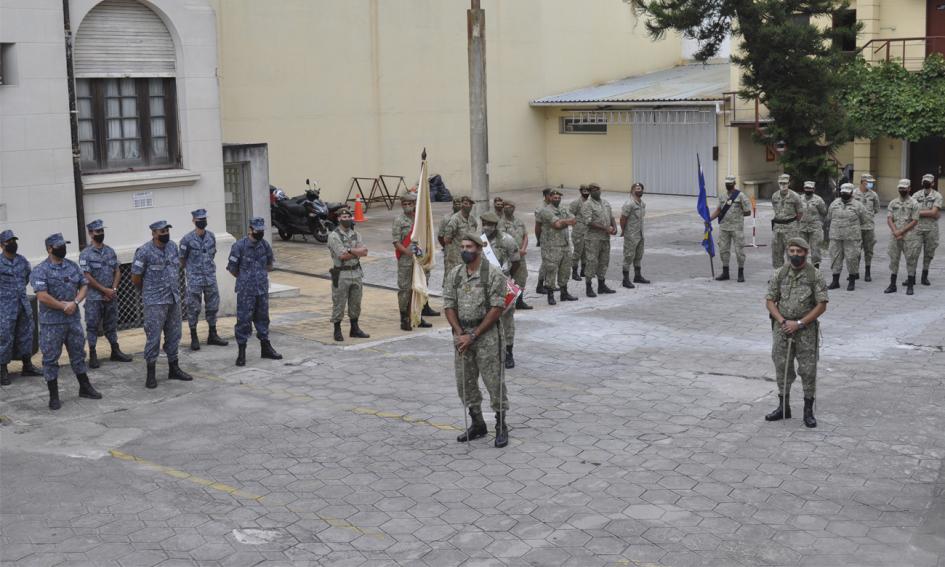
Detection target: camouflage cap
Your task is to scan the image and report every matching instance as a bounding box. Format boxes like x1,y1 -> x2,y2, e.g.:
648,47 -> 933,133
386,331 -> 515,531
149,220 -> 172,231
803,181 -> 815,189
778,174 -> 791,184
86,219 -> 105,231
898,178 -> 912,188
860,173 -> 873,181
839,183 -> 855,193
587,183 -> 601,191
549,189 -> 563,196
249,217 -> 266,230
461,232 -> 484,247
44,233 -> 70,248
502,199 -> 516,208
337,207 -> 353,217
724,175 -> 736,184
190,208 -> 208,219
452,196 -> 463,205
922,173 -> 935,183
787,236 -> 810,251
0,229 -> 17,242
480,211 -> 499,224
400,193 -> 417,202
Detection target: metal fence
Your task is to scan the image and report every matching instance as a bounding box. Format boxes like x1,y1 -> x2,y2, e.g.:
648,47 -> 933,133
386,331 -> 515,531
106,262 -> 186,332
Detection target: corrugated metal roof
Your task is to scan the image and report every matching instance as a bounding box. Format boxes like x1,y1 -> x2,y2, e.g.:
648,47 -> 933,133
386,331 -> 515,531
531,62 -> 730,106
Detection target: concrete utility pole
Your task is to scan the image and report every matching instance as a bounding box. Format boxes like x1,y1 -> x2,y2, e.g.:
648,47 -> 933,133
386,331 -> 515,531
467,0 -> 489,215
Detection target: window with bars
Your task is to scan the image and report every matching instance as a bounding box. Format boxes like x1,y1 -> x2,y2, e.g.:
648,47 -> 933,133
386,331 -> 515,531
77,77 -> 180,173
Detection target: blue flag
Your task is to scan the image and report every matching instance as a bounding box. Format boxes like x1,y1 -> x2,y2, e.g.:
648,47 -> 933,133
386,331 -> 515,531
696,155 -> 715,257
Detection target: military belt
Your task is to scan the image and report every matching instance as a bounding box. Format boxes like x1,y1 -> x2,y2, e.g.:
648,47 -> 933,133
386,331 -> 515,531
771,217 -> 797,225
460,319 -> 483,329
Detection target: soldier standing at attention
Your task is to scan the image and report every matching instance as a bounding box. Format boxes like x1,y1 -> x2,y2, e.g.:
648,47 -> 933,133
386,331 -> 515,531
536,189 -> 577,304
535,188 -> 552,294
442,196 -> 479,289
798,181 -> 827,268
620,182 -> 651,288
853,173 -> 881,282
915,173 -> 943,285
710,176 -> 752,282
499,201 -> 532,310
437,198 -> 462,252
0,229 -> 41,386
884,179 -> 921,295
569,185 -> 590,281
770,173 -> 804,269
444,233 -> 509,448
764,237 -> 828,428
227,217 -> 282,366
328,208 -> 370,342
132,221 -> 193,389
492,196 -> 505,217
581,183 -> 617,297
79,219 -> 132,369
393,194 -> 432,331
826,183 -> 870,291
481,212 -> 521,368
31,233 -> 102,410
180,209 -> 228,351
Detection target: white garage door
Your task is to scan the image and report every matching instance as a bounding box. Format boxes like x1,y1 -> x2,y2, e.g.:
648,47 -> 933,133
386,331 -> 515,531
632,109 -> 717,197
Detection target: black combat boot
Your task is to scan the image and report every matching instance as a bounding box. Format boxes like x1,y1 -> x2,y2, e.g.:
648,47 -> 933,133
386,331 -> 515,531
827,273 -> 841,290
633,267 -> 651,284
168,360 -> 193,381
495,412 -> 509,448
585,279 -> 597,298
47,379 -> 61,410
399,311 -> 411,331
906,275 -> 915,296
456,406 -> 487,442
515,295 -> 533,310
418,318 -> 432,328
207,325 -> 229,346
20,356 -> 40,376
145,362 -> 157,389
737,267 -> 745,283
579,264 -> 586,278
88,347 -> 100,369
1,365 -> 10,386
422,303 -> 440,317
764,395 -> 791,421
189,327 -> 200,351
349,319 -> 370,339
571,265 -> 580,281
560,286 -> 578,301
505,345 -> 515,369
261,339 -> 284,359
715,267 -> 730,281
884,274 -> 898,294
622,270 -> 635,289
846,274 -> 856,291
536,278 -> 547,295
76,373 -> 102,400
803,397 -> 817,428
236,343 -> 246,366
922,269 -> 931,286
864,265 -> 872,282
547,288 -> 557,305
109,342 -> 132,362
598,278 -> 616,294
333,322 -> 343,341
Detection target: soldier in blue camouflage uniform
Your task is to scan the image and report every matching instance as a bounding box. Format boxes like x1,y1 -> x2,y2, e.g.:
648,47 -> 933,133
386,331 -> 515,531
0,229 -> 40,386
328,208 -> 371,342
31,233 -> 102,410
180,209 -> 228,351
227,216 -> 282,366
78,219 -> 132,369
132,220 -> 193,389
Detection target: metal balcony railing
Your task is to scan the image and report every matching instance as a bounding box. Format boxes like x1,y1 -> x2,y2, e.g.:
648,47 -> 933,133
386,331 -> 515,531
722,91 -> 772,129
856,36 -> 945,70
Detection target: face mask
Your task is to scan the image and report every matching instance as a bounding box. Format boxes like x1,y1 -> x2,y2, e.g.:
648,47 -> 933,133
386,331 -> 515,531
725,184 -> 735,192
195,220 -> 208,230
404,207 -> 415,216
899,190 -> 910,198
804,190 -> 814,197
581,193 -> 590,200
591,192 -> 601,201
483,226 -> 496,238
789,254 -> 805,267
779,184 -> 789,192
840,194 -> 852,202
503,209 -> 513,218
92,233 -> 105,244
251,230 -> 265,241
157,234 -> 170,244
923,181 -> 932,189
461,250 -> 477,264
3,242 -> 18,254
461,204 -> 472,214
552,200 -> 560,208
340,219 -> 353,229
51,246 -> 67,259
866,182 -> 874,190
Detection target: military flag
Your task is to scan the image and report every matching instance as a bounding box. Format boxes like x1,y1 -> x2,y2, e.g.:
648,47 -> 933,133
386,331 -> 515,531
697,155 -> 716,277
409,149 -> 436,326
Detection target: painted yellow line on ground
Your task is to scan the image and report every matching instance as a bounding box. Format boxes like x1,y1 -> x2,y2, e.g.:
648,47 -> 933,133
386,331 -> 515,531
109,449 -> 263,501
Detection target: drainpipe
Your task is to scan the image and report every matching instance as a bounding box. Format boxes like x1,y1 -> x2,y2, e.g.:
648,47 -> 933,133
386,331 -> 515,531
63,0 -> 87,248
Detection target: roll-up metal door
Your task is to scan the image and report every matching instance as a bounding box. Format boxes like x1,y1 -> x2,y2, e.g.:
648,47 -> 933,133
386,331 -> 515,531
74,0 -> 175,78
632,109 -> 717,197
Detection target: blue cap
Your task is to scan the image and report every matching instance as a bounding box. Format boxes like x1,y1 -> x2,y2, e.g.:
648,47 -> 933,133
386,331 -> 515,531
249,217 -> 266,230
86,219 -> 105,231
149,220 -> 172,231
191,208 -> 207,219
45,233 -> 70,248
0,229 -> 17,242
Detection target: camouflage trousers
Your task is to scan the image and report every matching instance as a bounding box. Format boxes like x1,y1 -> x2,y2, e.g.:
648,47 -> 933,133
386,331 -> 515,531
888,236 -> 921,276
0,301 -> 34,365
918,227 -> 939,267
800,227 -> 824,266
186,282 -> 220,327
512,255 -> 528,288
622,234 -> 644,271
771,321 -> 818,399
84,299 -> 118,348
571,227 -> 587,268
829,237 -> 861,276
454,326 -> 508,412
771,227 -> 800,269
144,302 -> 182,363
540,244 -> 571,291
717,229 -> 745,268
235,292 -> 270,344
332,275 -> 363,322
860,229 -> 876,266
40,319 -> 88,383
397,257 -> 413,313
584,238 -> 610,279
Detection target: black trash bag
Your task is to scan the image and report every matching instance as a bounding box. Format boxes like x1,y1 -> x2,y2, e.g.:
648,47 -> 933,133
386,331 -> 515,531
429,174 -> 452,202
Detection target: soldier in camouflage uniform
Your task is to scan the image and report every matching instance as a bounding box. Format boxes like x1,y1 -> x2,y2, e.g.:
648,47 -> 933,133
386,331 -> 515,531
798,181 -> 827,268
31,233 -> 102,410
764,236 -> 828,428
536,189 -> 577,304
227,217 -> 282,366
581,183 -> 617,297
328,208 -> 370,342
180,209 -> 228,351
770,173 -> 804,269
854,173 -> 881,281
0,229 -> 40,386
492,196 -> 505,217
79,219 -> 132,369
884,179 -> 921,295
393,194 -> 432,331
441,196 -> 479,289
499,201 -> 532,310
132,221 -> 194,389
569,185 -> 590,281
826,183 -> 870,291
710,176 -> 752,282
437,197 -> 462,251
443,232 -> 510,448
534,188 -> 552,294
620,182 -> 650,288
482,212 -> 521,369
915,173 -> 943,286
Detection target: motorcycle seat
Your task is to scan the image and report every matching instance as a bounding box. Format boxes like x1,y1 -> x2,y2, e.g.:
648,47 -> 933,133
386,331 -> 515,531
275,200 -> 307,215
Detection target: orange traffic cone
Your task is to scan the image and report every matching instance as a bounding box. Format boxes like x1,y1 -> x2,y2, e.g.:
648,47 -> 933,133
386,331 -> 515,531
354,198 -> 366,222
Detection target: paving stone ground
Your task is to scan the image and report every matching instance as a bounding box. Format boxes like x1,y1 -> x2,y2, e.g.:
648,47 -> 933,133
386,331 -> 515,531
3,190 -> 945,566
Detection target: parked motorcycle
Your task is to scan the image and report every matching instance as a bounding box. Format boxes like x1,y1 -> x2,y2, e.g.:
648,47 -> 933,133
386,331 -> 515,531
304,178 -> 346,238
269,180 -> 345,243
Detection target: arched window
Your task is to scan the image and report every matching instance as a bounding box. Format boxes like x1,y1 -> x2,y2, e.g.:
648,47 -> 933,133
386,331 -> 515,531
74,0 -> 180,173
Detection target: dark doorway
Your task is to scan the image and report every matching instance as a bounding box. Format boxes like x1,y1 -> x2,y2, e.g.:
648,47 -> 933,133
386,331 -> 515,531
927,1 -> 945,55
909,137 -> 945,189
